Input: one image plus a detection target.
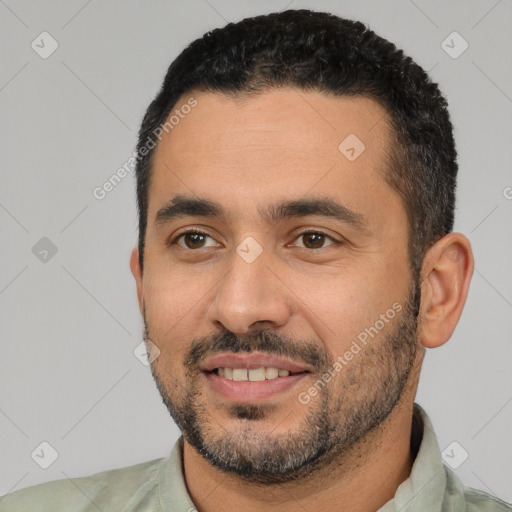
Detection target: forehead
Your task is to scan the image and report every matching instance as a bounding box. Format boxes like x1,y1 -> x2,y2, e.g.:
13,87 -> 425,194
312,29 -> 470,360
155,88 -> 391,164
148,88 -> 404,232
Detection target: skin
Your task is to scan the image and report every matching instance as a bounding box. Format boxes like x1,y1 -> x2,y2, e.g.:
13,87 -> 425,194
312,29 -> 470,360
130,88 -> 474,512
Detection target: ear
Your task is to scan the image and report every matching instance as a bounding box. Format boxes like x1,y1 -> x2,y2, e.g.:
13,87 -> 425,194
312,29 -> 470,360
418,233 -> 474,348
130,246 -> 144,314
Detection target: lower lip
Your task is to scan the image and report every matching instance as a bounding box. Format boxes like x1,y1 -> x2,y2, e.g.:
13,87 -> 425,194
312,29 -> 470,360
204,372 -> 308,402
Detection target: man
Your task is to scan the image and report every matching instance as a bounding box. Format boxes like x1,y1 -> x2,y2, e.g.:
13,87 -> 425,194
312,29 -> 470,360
2,8 -> 510,512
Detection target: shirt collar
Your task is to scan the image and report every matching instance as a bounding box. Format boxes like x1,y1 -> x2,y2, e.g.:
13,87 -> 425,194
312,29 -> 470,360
158,435 -> 196,511
378,402 -> 447,511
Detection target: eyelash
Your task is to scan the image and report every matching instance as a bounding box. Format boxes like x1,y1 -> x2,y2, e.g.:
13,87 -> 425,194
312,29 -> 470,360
169,228 -> 339,250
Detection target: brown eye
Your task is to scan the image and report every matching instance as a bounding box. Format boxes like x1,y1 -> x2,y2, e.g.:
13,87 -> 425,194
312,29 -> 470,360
183,233 -> 206,249
174,231 -> 217,249
294,232 -> 336,249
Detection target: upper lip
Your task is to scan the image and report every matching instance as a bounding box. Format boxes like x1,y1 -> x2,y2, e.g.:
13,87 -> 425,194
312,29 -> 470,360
199,352 -> 312,373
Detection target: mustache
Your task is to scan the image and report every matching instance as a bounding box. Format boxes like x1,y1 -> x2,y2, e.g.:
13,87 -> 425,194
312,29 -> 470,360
183,329 -> 331,372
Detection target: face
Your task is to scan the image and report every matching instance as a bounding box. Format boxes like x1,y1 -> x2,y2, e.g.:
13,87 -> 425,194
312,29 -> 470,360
132,88 -> 420,483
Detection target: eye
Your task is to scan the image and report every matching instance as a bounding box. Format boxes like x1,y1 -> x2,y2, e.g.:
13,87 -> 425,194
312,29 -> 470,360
170,229 -> 339,251
291,231 -> 338,250
172,230 -> 219,250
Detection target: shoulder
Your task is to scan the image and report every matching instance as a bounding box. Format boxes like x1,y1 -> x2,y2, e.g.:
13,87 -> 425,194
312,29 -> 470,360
444,465 -> 512,512
0,458 -> 163,512
464,488 -> 512,512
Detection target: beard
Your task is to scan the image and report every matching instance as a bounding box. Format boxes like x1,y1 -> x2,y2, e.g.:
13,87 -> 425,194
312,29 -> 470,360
144,279 -> 421,485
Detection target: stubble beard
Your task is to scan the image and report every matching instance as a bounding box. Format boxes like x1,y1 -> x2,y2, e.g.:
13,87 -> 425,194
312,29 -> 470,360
145,281 -> 420,484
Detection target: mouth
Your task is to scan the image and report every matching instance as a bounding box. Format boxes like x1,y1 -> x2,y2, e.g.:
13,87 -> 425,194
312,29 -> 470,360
200,353 -> 311,402
207,366 -> 306,380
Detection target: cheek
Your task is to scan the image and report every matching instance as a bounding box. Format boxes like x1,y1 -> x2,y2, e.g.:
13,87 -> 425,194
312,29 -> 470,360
299,263 -> 407,356
311,280 -> 375,352
141,274 -> 206,369
143,262 -> 208,323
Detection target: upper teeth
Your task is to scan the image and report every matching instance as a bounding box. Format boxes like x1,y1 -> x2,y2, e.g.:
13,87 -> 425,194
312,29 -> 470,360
217,367 -> 291,381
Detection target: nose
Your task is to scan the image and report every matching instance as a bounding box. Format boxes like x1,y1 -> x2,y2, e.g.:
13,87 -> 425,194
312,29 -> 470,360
206,244 -> 293,334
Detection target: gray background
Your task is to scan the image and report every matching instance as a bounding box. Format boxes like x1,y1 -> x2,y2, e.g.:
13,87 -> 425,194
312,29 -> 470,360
1,0 -> 511,502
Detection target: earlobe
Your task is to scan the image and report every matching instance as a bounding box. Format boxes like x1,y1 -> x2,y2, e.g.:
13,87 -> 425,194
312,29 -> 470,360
130,246 -> 144,314
419,233 -> 474,349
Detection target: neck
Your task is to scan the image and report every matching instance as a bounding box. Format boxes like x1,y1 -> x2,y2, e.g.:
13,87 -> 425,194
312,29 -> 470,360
184,402 -> 417,512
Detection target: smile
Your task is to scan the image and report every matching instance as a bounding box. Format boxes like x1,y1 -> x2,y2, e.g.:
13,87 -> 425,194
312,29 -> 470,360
212,367 -> 303,381
199,352 -> 311,402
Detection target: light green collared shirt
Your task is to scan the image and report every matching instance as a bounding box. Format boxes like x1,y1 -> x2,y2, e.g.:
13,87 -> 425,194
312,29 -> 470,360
1,403 -> 510,511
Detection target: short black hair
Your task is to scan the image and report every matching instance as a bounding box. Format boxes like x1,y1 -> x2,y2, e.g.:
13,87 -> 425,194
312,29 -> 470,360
135,9 -> 457,276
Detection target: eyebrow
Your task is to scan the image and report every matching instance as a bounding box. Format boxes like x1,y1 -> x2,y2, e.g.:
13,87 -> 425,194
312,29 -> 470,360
155,194 -> 369,231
